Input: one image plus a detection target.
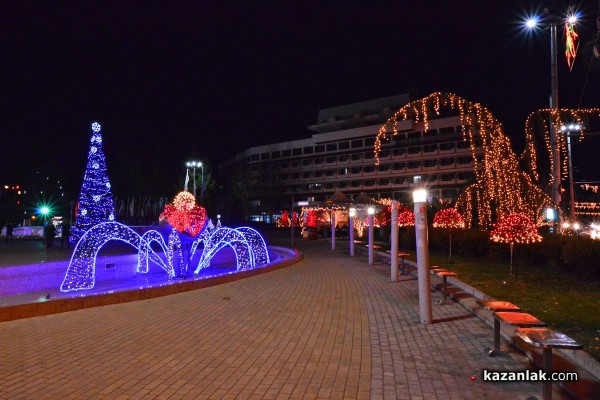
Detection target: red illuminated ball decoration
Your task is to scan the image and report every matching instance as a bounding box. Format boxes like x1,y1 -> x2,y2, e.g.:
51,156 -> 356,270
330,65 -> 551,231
162,191 -> 207,237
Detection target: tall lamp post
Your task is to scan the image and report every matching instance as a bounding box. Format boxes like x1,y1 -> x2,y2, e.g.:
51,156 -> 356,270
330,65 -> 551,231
390,200 -> 399,282
349,207 -> 356,256
560,124 -> 581,220
413,189 -> 432,324
526,10 -> 579,222
185,161 -> 204,200
367,206 -> 375,265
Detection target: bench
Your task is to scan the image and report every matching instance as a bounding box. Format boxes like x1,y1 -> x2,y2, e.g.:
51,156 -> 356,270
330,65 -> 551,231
476,300 -> 521,313
387,251 -> 411,274
517,327 -> 583,400
436,271 -> 457,305
490,312 -> 546,357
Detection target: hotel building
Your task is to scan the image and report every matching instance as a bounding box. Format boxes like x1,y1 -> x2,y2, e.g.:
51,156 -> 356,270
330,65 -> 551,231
218,93 -> 483,222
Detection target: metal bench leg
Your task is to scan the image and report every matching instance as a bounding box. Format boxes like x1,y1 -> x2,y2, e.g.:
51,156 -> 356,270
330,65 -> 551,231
489,318 -> 501,356
438,276 -> 452,305
543,347 -> 553,400
443,276 -> 448,301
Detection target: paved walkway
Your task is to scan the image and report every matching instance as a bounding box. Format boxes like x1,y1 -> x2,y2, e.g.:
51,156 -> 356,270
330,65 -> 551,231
0,235 -> 562,399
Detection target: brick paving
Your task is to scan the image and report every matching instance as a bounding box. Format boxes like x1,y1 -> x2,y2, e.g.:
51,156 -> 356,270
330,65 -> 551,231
0,236 -> 563,399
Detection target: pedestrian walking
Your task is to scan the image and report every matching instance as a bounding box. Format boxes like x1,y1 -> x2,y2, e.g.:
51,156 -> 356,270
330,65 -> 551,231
44,222 -> 56,249
5,222 -> 13,243
60,221 -> 71,249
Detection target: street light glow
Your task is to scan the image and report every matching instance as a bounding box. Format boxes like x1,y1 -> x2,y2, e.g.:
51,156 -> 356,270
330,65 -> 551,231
568,15 -> 577,24
526,17 -> 537,28
185,160 -> 204,200
413,189 -> 427,203
186,160 -> 203,168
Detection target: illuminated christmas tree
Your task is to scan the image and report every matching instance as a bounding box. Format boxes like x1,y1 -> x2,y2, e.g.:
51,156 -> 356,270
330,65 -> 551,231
490,212 -> 542,280
71,122 -> 115,244
433,208 -> 465,263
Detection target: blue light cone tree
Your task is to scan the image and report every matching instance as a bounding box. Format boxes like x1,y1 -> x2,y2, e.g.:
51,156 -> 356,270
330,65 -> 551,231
71,122 -> 115,244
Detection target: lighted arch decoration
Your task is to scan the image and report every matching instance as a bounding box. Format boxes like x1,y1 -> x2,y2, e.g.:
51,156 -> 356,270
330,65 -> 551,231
60,222 -> 271,292
193,227 -> 269,273
522,108 -> 600,186
374,92 -> 552,229
61,222 -> 141,291
137,230 -> 175,277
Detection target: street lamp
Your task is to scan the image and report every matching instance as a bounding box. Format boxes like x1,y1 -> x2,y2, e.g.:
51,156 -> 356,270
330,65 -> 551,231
525,9 -> 579,222
367,206 -> 375,265
573,222 -> 581,237
390,200 -> 399,282
185,161 -> 204,200
413,188 -> 432,324
560,124 -> 581,220
349,207 -> 356,256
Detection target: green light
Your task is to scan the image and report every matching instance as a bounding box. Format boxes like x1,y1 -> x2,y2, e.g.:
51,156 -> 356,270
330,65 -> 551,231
40,206 -> 50,215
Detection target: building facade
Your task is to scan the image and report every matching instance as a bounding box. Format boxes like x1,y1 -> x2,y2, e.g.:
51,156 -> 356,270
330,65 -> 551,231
218,94 -> 483,222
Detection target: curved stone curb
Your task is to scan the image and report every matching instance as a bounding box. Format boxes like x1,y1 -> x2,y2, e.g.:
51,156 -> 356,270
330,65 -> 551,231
0,247 -> 303,323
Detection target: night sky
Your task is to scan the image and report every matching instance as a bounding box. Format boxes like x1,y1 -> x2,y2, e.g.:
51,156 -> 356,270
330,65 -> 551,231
2,1 -> 599,198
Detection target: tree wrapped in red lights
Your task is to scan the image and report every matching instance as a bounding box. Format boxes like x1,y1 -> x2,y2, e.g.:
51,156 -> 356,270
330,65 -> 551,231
490,212 -> 542,280
379,203 -> 414,227
397,207 -> 415,227
433,208 -> 465,263
306,210 -> 318,228
276,210 -> 291,228
161,191 -> 207,237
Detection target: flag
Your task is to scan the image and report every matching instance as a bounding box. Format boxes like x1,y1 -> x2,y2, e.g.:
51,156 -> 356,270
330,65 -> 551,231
184,169 -> 190,192
118,198 -> 125,216
129,197 -> 135,217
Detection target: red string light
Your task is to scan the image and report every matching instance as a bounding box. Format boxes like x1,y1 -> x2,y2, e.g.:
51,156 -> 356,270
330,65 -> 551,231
374,92 -> 554,229
433,208 -> 465,229
162,191 -> 207,237
490,212 -> 542,244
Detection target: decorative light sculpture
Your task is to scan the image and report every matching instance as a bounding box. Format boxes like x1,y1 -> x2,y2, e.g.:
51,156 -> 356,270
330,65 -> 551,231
61,222 -> 271,292
71,122 -> 115,243
61,222 -> 141,291
433,208 -> 465,263
490,212 -> 542,281
564,15 -> 579,71
162,191 -> 207,237
374,92 -> 552,229
522,109 -> 600,221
